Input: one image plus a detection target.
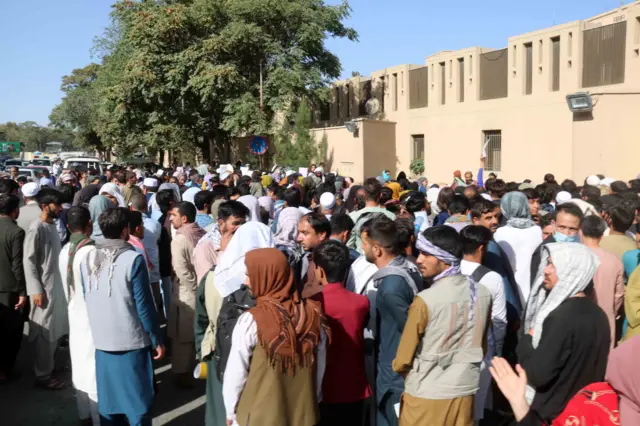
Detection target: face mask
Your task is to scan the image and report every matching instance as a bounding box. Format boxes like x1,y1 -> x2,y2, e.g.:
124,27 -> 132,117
382,171 -> 390,182
554,231 -> 580,243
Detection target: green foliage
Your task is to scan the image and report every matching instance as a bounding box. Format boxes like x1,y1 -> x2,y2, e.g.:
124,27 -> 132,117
49,0 -> 358,162
273,100 -> 320,168
410,158 -> 425,176
0,122 -> 75,153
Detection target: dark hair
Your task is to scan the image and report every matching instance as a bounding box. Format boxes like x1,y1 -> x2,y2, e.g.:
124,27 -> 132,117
539,213 -> 552,228
362,215 -> 399,255
218,200 -> 250,222
606,204 -> 635,233
405,191 -> 427,214
329,213 -> 354,235
437,187 -> 455,211
363,177 -> 383,202
544,173 -> 555,183
561,179 -> 577,194
130,194 -> 148,212
581,215 -> 607,239
554,203 -> 584,223
521,188 -> 540,200
454,186 -> 466,195
67,206 -> 91,233
448,195 -> 470,215
460,225 -> 493,255
16,176 -> 27,184
189,169 -> 199,177
536,184 -> 556,205
0,194 -> 20,215
610,181 -> 629,194
36,188 -> 63,207
194,191 -> 213,211
490,179 -> 506,198
284,187 -> 301,208
313,240 -> 350,284
115,171 -> 127,185
236,183 -> 251,197
174,201 -> 197,223
629,179 -> 640,194
470,198 -> 495,219
211,184 -> 229,200
128,210 -> 144,233
505,182 -> 519,193
155,189 -> 174,214
99,207 -> 130,239
420,225 -> 463,259
267,183 -> 279,195
379,187 -> 394,205
395,217 -> 415,252
58,183 -> 77,204
301,213 -> 331,238
582,185 -> 601,202
0,179 -> 18,195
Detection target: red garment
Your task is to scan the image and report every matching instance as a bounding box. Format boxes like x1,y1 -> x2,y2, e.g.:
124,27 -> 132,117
311,283 -> 371,404
552,382 -> 620,426
128,234 -> 153,271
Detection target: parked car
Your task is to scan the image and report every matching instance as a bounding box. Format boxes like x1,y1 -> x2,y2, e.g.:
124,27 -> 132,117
2,159 -> 23,171
18,168 -> 43,182
63,157 -> 103,175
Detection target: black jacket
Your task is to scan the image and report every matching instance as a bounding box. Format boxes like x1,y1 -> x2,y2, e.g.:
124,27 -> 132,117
0,216 -> 26,295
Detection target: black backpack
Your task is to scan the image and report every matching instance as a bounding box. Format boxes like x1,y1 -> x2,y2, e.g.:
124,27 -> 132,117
214,285 -> 256,381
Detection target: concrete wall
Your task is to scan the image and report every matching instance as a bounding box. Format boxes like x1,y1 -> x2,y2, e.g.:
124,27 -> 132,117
314,1 -> 640,184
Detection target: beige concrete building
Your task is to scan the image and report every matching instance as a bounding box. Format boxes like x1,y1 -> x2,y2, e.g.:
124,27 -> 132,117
311,2 -> 640,184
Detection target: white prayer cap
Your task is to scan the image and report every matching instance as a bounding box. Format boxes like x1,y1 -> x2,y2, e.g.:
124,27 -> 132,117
22,182 -> 39,198
143,178 -> 158,187
600,177 -> 615,187
320,192 -> 336,210
155,169 -> 164,177
285,170 -> 295,177
480,193 -> 493,201
586,175 -> 601,186
556,191 -> 572,204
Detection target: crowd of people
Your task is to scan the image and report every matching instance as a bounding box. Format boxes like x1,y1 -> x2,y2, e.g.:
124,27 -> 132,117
1,159 -> 640,426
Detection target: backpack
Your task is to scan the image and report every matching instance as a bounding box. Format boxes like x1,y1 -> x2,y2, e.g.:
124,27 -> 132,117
213,285 -> 256,381
470,265 -> 492,283
349,211 -> 384,251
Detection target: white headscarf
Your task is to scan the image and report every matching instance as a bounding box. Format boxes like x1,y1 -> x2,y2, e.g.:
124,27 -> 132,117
523,242 -> 599,402
182,187 -> 201,205
274,207 -> 303,249
159,183 -> 181,203
99,183 -> 126,207
213,222 -> 274,297
238,195 -> 260,222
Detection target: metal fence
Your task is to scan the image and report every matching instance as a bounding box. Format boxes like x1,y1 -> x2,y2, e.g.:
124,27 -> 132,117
483,130 -> 502,172
582,21 -> 626,88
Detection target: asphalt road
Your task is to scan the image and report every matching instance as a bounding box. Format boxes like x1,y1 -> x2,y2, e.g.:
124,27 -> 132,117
0,332 -> 206,426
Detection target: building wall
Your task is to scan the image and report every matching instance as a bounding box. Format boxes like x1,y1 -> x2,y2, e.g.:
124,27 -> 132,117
314,2 -> 640,184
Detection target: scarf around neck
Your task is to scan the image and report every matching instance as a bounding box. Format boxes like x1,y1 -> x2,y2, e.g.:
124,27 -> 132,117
176,222 -> 207,250
247,248 -> 329,374
67,233 -> 95,301
87,238 -> 135,296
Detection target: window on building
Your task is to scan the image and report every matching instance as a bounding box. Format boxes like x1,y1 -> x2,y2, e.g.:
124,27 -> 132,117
320,101 -> 330,121
379,75 -> 385,112
479,48 -> 508,100
346,84 -> 351,117
512,45 -> 517,67
412,135 -> 424,161
440,62 -> 446,105
392,73 -> 398,111
335,86 -> 340,120
458,58 -> 465,102
582,21 -> 627,88
409,67 -> 428,109
524,43 -> 533,95
568,32 -> 573,57
483,130 -> 502,172
551,37 -> 560,91
358,80 -> 372,116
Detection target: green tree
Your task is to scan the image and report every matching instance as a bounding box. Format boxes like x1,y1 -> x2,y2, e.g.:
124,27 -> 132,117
74,0 -> 357,161
274,100 -> 319,168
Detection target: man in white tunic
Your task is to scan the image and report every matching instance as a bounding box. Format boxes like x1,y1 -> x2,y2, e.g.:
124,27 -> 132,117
24,187 -> 68,390
59,206 -> 99,425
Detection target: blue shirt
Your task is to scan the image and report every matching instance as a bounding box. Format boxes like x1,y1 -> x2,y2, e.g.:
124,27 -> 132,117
195,213 -> 213,229
622,249 -> 640,279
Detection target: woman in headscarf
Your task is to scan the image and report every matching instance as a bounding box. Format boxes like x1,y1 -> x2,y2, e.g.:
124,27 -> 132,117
432,187 -> 454,226
182,187 -> 201,206
494,191 -> 543,303
88,195 -> 115,241
274,207 -> 303,250
194,223 -> 274,426
344,185 -> 364,213
606,335 -> 640,426
385,181 -> 401,201
517,243 -> 610,423
238,195 -> 260,222
222,248 -> 329,426
99,183 -> 126,207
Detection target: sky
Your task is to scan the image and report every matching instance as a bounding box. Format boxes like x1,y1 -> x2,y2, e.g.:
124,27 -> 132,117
0,0 -> 630,126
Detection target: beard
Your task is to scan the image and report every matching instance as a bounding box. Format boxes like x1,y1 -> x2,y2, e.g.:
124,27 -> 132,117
364,250 -> 375,264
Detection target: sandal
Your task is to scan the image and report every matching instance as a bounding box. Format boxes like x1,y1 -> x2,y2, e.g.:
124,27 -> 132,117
34,377 -> 67,390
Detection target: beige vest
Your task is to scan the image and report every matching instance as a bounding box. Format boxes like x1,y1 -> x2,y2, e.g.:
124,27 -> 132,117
200,272 -> 223,360
236,345 -> 319,426
405,274 -> 492,400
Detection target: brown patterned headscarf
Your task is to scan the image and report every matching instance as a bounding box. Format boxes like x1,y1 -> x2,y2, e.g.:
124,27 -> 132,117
246,248 -> 329,374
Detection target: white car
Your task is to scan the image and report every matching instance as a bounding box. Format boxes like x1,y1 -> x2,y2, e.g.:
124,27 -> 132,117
63,157 -> 103,174
30,158 -> 53,171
